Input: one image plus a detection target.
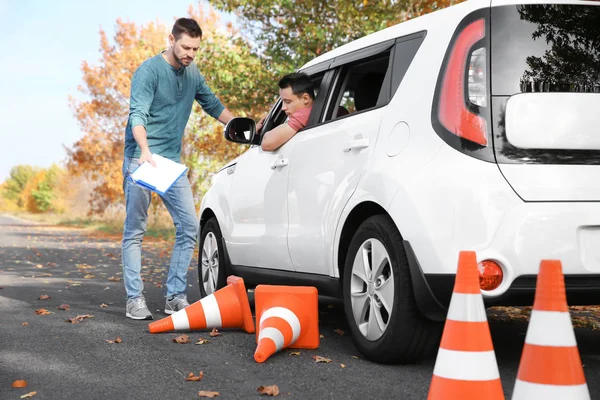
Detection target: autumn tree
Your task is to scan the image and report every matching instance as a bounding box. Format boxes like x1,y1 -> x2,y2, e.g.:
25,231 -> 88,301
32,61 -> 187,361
67,19 -> 167,214
210,0 -> 459,71
1,165 -> 39,208
68,3 -> 276,214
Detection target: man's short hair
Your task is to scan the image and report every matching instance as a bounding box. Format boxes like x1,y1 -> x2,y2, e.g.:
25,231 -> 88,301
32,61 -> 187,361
278,73 -> 315,100
172,18 -> 202,40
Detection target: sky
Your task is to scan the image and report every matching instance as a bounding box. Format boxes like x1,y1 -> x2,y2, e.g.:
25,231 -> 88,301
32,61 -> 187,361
0,0 -> 235,182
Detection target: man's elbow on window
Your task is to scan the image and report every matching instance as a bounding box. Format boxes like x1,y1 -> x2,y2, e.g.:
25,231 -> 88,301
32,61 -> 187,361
261,132 -> 281,152
261,138 -> 282,152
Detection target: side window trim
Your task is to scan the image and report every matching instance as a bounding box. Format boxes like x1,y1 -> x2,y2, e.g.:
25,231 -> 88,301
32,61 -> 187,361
306,70 -> 337,128
330,39 -> 395,68
390,31 -> 427,99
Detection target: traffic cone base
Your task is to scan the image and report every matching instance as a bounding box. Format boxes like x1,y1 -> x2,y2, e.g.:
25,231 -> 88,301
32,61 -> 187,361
512,381 -> 590,399
254,285 -> 319,349
253,285 -> 319,363
512,260 -> 589,399
428,251 -> 504,400
148,275 -> 254,334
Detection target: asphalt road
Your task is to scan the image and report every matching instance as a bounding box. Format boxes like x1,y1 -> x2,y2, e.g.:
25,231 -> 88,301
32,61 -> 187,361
0,214 -> 599,399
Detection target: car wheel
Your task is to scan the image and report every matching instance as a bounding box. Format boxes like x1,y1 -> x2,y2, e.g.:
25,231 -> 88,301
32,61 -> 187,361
198,217 -> 227,298
343,215 -> 441,364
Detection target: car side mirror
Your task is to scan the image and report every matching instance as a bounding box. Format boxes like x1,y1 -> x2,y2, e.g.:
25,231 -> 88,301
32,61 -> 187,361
224,117 -> 256,144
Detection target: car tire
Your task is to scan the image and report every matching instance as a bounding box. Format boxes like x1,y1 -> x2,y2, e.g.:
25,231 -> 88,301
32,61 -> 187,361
198,217 -> 228,298
342,215 -> 442,364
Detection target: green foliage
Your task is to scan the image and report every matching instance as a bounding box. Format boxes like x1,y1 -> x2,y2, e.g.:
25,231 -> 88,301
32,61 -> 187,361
1,165 -> 39,206
0,164 -> 66,213
210,0 -> 455,70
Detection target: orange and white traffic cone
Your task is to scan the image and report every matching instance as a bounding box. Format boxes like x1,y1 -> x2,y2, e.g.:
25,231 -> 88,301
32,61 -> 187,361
512,260 -> 590,399
253,285 -> 319,363
428,251 -> 504,400
148,275 -> 254,334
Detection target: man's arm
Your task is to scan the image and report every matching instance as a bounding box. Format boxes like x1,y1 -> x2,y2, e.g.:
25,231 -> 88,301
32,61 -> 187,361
261,123 -> 298,152
132,126 -> 156,166
195,72 -> 228,122
129,64 -> 157,166
217,108 -> 235,125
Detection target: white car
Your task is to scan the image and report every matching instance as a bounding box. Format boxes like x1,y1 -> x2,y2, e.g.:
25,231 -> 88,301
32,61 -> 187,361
198,0 -> 600,363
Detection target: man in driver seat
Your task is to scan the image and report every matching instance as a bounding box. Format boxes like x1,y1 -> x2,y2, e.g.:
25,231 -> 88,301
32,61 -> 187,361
259,72 -> 314,151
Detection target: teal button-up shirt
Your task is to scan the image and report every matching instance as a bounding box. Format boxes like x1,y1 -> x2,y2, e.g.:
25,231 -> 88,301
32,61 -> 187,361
124,52 -> 225,161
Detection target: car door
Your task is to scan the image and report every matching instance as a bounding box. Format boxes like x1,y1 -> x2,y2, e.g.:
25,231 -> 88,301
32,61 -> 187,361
225,71 -> 331,272
287,46 -> 394,275
226,99 -> 296,271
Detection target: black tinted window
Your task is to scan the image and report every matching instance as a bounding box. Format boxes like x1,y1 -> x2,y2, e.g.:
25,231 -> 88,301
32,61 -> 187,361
391,33 -> 425,97
491,4 -> 600,95
324,53 -> 390,121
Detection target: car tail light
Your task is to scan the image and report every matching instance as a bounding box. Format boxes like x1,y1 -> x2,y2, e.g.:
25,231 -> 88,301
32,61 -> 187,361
478,260 -> 503,291
438,18 -> 488,146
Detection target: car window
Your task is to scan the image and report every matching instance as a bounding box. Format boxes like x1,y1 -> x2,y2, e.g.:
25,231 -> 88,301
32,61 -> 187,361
257,73 -> 325,143
324,52 -> 391,122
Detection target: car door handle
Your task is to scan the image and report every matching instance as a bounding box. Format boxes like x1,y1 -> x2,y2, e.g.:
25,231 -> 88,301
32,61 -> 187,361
343,138 -> 370,152
270,158 -> 289,169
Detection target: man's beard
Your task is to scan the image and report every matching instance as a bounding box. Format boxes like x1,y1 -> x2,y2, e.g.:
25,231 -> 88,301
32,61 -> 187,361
174,52 -> 191,67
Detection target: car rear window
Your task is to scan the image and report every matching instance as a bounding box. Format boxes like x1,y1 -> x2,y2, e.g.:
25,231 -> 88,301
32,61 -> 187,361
491,4 -> 600,96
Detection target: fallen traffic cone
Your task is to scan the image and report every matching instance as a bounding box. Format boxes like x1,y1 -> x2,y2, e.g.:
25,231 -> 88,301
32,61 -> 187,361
253,285 -> 319,363
148,275 -> 254,334
428,251 -> 504,400
512,260 -> 590,399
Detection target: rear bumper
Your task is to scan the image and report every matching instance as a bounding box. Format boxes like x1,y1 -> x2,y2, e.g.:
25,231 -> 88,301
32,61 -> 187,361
426,273 -> 600,308
404,240 -> 600,322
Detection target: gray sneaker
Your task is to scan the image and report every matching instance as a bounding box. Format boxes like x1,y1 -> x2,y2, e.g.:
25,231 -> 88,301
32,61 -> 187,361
126,297 -> 153,320
165,294 -> 190,315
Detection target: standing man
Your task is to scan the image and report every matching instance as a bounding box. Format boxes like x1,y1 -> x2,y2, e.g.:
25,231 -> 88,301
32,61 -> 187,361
122,18 -> 235,320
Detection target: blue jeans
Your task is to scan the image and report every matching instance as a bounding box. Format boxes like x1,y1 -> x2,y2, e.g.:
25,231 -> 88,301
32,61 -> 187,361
121,157 -> 199,300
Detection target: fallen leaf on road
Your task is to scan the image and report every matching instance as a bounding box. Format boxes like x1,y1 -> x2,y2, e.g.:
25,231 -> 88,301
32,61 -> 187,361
12,380 -> 27,388
38,295 -> 50,300
58,304 -> 70,311
289,352 -> 300,356
106,337 -> 122,344
84,275 -> 95,279
351,356 -> 359,359
340,364 -> 346,368
173,334 -> 191,344
20,392 -> 37,398
66,314 -> 94,324
257,385 -> 279,396
108,276 -> 120,282
319,334 -> 325,339
104,253 -> 116,258
35,308 -> 53,315
334,329 -> 344,336
195,338 -> 210,345
35,264 -> 43,269
186,371 -> 204,381
313,356 -> 332,363
209,328 -> 221,337
100,303 -> 108,308
22,322 -> 28,326
198,391 -> 219,398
